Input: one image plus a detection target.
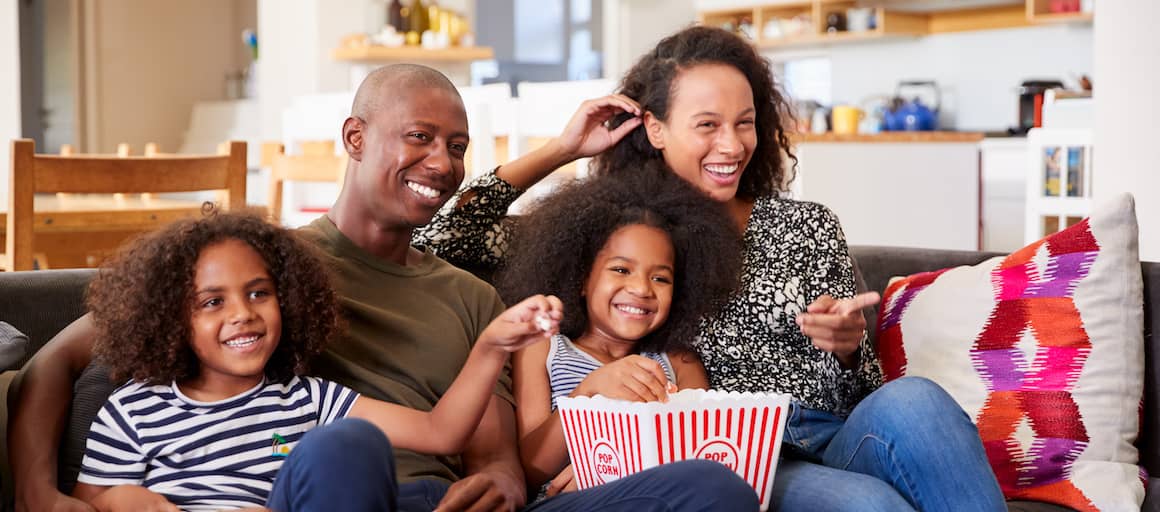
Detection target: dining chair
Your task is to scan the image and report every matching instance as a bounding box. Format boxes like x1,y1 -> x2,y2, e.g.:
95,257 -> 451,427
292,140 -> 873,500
3,139 -> 247,271
262,142 -> 346,226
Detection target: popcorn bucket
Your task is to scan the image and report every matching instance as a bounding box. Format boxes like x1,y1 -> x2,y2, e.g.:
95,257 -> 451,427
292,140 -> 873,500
556,390 -> 790,511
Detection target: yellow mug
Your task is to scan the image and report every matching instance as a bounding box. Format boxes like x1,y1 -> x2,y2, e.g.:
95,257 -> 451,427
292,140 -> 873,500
831,105 -> 864,135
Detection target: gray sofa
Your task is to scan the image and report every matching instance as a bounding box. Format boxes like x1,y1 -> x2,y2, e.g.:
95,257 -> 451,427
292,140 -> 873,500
0,246 -> 1156,511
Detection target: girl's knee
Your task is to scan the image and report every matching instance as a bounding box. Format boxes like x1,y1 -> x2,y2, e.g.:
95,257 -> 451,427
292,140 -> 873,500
676,460 -> 758,509
297,418 -> 392,460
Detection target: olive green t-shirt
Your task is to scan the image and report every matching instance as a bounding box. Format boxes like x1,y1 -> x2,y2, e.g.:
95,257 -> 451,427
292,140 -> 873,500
298,216 -> 511,484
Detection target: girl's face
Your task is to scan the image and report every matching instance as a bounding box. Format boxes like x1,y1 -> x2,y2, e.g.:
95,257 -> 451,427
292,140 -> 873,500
186,238 -> 282,397
645,63 -> 757,203
582,224 -> 675,346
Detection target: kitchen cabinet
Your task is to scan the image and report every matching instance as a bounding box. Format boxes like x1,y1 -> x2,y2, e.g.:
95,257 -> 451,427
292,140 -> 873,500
331,45 -> 495,86
790,133 -> 983,251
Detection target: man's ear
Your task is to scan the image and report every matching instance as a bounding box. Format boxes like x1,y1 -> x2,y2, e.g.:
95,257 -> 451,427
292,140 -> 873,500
342,117 -> 365,161
644,111 -> 665,150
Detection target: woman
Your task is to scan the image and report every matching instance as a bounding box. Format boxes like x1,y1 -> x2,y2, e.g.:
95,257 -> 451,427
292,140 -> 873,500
415,26 -> 1004,512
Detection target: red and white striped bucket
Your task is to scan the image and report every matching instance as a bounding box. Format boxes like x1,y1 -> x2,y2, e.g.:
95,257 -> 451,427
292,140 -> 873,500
557,390 -> 790,511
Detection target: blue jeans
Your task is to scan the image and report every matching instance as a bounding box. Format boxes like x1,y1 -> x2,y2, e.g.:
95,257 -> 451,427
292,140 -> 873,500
267,418 -> 399,511
525,459 -> 758,511
400,459 -> 757,512
773,377 -> 1005,512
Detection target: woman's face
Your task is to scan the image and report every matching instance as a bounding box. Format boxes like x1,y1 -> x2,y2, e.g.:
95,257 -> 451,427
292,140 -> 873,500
645,63 -> 757,203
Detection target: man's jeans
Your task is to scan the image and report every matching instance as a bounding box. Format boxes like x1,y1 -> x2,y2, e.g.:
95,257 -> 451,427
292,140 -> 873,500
772,376 -> 1006,511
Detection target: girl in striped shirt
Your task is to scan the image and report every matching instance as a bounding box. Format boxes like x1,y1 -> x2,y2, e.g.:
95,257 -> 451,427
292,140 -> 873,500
499,169 -> 743,499
72,211 -> 561,512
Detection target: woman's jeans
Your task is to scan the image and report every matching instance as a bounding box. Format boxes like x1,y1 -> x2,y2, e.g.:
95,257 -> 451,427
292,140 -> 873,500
772,376 -> 1006,512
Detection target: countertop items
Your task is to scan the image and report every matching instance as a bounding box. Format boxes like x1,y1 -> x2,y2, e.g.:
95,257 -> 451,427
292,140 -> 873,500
794,132 -> 984,143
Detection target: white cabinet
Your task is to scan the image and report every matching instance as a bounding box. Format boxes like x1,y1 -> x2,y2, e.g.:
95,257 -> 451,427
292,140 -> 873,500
980,137 -> 1028,252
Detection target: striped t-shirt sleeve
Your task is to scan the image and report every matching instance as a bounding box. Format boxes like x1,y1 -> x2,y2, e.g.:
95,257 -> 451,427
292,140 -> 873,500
77,399 -> 147,487
307,377 -> 359,425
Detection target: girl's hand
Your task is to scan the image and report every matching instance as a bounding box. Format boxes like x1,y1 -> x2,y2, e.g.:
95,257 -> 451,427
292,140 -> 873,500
545,465 -> 579,497
796,292 -> 881,368
550,94 -> 643,161
479,294 -> 563,353
91,485 -> 177,512
572,355 -> 671,402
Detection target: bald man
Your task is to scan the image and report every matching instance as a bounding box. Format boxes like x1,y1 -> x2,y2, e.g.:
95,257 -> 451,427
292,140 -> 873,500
11,65 -> 757,512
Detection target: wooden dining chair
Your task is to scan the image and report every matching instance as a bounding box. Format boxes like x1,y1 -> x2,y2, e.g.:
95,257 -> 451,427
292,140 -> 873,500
3,139 -> 247,271
262,141 -> 346,225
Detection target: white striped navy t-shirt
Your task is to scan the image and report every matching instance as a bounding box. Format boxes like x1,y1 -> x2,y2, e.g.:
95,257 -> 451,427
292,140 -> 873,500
78,376 -> 358,511
547,334 -> 675,411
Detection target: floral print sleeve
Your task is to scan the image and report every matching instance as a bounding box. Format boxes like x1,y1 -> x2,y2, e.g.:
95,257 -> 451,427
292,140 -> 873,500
810,205 -> 883,411
413,170 -> 522,271
694,196 -> 882,418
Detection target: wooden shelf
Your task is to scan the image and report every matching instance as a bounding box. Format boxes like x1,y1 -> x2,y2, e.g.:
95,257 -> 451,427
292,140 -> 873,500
700,0 -> 1090,51
1028,11 -> 1092,24
332,45 -> 495,63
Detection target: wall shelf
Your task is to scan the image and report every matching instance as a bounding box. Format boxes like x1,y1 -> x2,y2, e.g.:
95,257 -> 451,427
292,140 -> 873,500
699,0 -> 1091,50
331,46 -> 495,63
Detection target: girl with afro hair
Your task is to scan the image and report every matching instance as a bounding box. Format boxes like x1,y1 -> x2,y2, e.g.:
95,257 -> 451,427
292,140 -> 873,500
500,166 -> 743,499
72,211 -> 561,512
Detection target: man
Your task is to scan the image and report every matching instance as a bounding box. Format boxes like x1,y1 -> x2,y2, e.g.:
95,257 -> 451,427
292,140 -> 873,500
11,65 -> 755,512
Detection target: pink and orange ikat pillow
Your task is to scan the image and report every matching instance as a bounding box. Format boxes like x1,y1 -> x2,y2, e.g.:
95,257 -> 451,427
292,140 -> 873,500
876,193 -> 1144,511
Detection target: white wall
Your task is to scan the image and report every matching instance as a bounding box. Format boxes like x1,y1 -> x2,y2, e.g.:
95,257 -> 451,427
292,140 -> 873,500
602,0 -> 698,79
1,0 -> 20,208
1093,0 -> 1159,262
770,23 -> 1093,131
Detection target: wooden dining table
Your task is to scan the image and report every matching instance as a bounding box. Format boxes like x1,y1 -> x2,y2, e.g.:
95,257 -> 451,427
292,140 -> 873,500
1,193 -> 211,269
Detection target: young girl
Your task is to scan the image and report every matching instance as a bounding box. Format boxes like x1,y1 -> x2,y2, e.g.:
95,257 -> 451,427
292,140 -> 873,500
71,211 -> 561,512
500,168 -> 743,499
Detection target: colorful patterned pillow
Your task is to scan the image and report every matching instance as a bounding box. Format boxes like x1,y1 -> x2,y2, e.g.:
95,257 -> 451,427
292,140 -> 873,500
876,193 -> 1144,511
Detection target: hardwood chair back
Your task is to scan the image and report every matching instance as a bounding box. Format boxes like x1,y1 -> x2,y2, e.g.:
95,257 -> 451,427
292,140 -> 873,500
4,139 -> 247,271
261,141 -> 346,224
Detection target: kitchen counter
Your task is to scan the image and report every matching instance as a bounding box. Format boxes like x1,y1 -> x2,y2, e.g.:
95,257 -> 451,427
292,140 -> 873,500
793,132 -> 985,143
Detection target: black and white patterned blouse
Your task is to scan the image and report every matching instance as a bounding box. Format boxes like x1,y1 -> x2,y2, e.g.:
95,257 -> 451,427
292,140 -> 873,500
414,172 -> 882,417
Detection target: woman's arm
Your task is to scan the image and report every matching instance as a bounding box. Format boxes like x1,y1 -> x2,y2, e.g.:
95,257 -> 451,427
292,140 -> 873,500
348,295 -> 562,455
414,95 -> 642,270
669,350 -> 710,391
512,341 -> 571,487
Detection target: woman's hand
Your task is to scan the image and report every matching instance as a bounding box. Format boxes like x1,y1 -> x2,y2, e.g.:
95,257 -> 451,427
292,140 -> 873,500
550,94 -> 643,162
797,292 -> 881,368
545,465 -> 579,497
571,355 -> 673,402
479,294 -> 564,353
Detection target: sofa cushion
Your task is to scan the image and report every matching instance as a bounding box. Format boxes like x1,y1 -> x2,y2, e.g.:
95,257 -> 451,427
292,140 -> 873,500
875,193 -> 1145,510
0,322 -> 30,371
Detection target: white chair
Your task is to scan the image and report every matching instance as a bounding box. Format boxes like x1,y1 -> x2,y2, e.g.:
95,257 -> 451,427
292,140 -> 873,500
509,79 -> 617,212
458,82 -> 517,178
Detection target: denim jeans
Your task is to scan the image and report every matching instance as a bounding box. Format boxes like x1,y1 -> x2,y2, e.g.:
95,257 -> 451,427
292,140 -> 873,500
525,459 -> 758,512
267,418 -> 399,511
772,377 -> 1006,512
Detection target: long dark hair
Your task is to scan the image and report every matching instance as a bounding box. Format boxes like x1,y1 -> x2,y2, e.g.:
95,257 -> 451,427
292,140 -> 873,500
591,25 -> 797,200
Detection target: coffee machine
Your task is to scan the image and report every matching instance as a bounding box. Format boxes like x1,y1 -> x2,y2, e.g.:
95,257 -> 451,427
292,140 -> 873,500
1016,79 -> 1064,135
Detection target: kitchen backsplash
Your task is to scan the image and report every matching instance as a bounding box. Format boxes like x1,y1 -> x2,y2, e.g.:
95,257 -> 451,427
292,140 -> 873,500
765,22 -> 1093,132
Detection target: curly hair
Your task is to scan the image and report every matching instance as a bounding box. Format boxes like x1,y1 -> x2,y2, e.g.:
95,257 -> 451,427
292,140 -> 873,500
87,210 -> 340,385
591,25 -> 797,200
497,165 -> 742,354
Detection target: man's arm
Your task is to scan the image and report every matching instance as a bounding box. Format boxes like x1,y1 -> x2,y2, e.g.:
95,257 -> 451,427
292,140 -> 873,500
11,314 -> 98,512
435,395 -> 526,512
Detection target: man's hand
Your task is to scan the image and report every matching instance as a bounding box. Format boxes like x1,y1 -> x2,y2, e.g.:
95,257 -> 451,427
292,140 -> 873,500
797,292 -> 880,368
435,470 -> 524,512
17,492 -> 95,512
545,465 -> 578,497
88,485 -> 177,512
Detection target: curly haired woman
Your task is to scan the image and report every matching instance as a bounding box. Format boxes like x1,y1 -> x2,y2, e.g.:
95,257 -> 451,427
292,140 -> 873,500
417,26 -> 1005,511
72,211 -> 560,512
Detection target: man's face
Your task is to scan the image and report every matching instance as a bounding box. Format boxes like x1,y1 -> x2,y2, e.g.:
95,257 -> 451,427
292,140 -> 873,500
350,86 -> 469,229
